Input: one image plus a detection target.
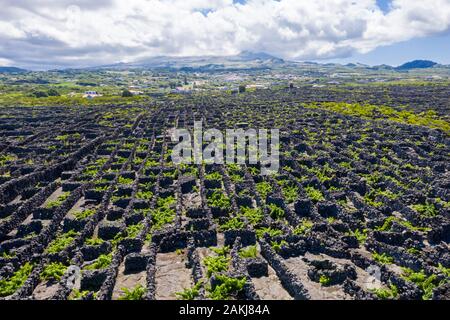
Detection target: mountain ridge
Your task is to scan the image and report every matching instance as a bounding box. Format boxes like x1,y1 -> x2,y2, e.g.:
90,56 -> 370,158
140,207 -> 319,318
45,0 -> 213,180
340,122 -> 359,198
395,60 -> 438,70
1,56 -> 446,72
0,67 -> 28,73
87,51 -> 285,71
88,55 -> 445,72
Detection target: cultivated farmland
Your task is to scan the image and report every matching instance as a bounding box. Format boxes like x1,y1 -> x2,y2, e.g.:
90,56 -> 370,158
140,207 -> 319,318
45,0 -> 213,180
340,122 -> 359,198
0,85 -> 449,300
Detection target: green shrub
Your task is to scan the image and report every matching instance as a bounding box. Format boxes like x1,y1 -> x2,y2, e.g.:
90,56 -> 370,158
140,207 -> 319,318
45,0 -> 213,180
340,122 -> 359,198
303,102 -> 450,133
271,240 -> 288,253
136,190 -> 153,200
205,171 -> 222,181
268,203 -> 285,220
56,134 -> 69,142
230,174 -> 244,183
308,164 -> 335,183
74,208 -> 96,220
144,159 -> 159,168
157,195 -> 176,208
371,285 -> 398,300
435,198 -> 450,209
248,167 -> 260,176
347,229 -> 368,244
85,237 -> 104,246
41,262 -> 67,282
151,207 -> 176,231
176,281 -> 202,300
239,246 -> 257,259
282,185 -> 299,203
46,230 -> 79,254
45,192 -> 71,209
241,206 -> 263,226
406,247 -> 421,255
319,275 -> 332,286
376,216 -> 431,233
211,246 -> 230,257
256,182 -> 272,200
293,220 -> 314,235
94,185 -> 108,192
401,268 -> 439,300
255,227 -> 283,239
204,255 -> 230,277
85,253 -> 113,270
219,217 -> 244,231
0,154 -> 17,166
207,275 -> 246,300
118,285 -> 146,300
226,164 -> 241,172
437,264 -> 450,278
207,190 -> 231,211
0,263 -> 33,297
1,251 -> 15,259
69,289 -> 94,300
305,186 -> 324,202
363,191 -> 383,208
412,202 -> 438,218
326,217 -> 336,224
118,176 -> 134,185
126,223 -> 144,239
372,252 -> 394,265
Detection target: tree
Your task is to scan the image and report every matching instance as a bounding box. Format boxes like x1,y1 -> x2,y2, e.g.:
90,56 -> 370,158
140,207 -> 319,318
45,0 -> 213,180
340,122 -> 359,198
122,89 -> 133,97
238,85 -> 246,93
33,91 -> 48,98
47,89 -> 60,96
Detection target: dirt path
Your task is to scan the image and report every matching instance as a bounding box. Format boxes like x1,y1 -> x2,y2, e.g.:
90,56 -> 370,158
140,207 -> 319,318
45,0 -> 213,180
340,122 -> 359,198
252,265 -> 292,300
155,252 -> 193,300
33,281 -> 60,300
112,261 -> 147,300
284,255 -> 351,300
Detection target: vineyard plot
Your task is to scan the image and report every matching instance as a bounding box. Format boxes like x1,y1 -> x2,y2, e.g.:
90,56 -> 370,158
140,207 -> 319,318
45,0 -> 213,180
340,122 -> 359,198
0,87 -> 449,300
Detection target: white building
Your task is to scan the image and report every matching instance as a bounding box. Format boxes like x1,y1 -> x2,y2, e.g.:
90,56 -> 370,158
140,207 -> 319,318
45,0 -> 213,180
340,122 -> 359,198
83,91 -> 103,99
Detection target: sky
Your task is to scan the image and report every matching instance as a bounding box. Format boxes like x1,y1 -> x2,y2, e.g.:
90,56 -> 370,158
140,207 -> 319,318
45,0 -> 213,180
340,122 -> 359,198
0,0 -> 450,70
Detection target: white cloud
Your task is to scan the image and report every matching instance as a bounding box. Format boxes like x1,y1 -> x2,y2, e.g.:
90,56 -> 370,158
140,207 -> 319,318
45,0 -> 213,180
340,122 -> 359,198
0,0 -> 449,69
0,57 -> 13,66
